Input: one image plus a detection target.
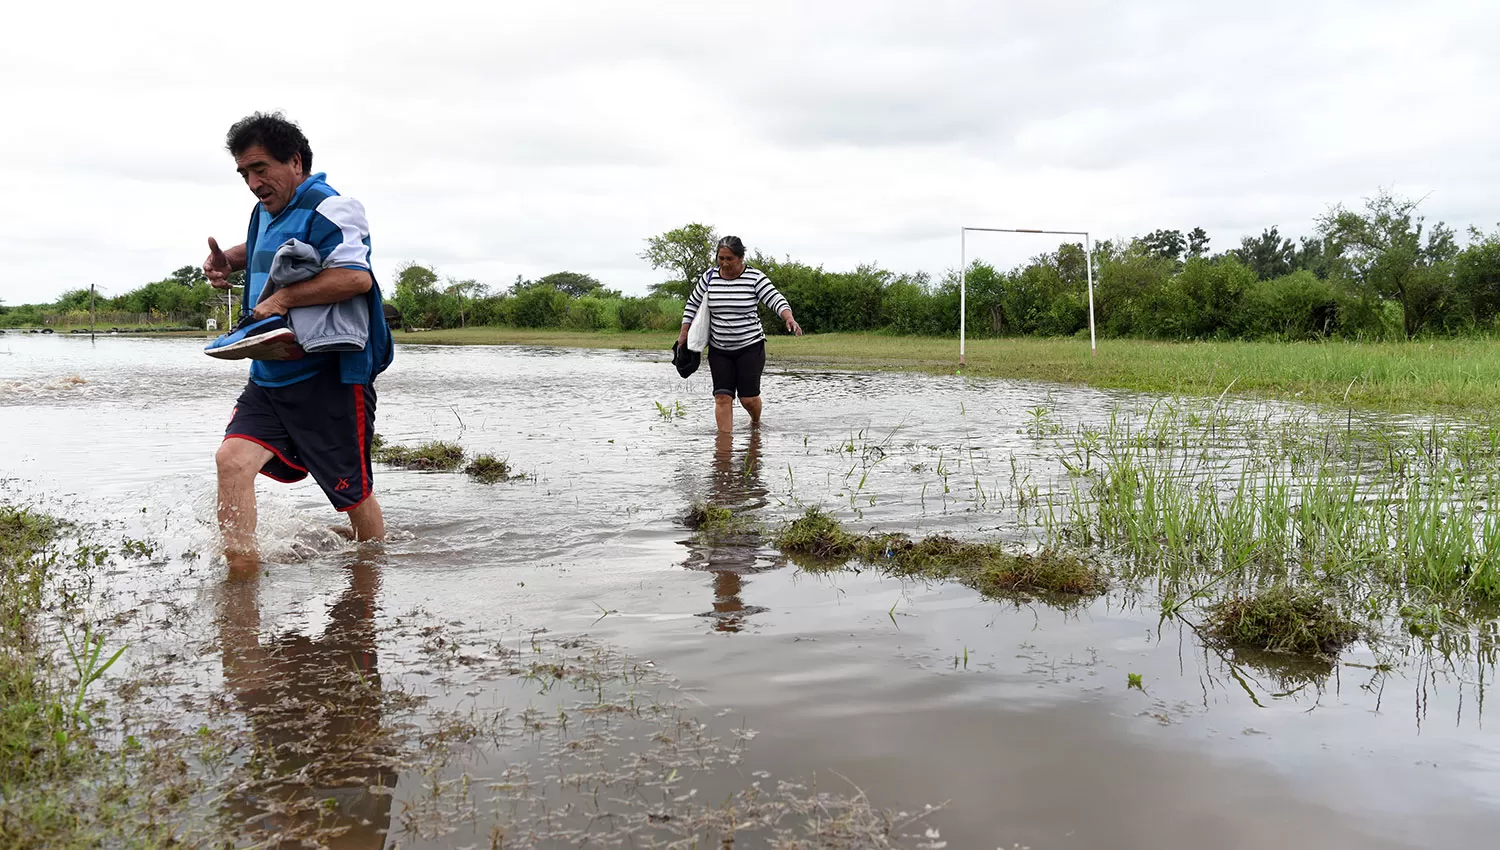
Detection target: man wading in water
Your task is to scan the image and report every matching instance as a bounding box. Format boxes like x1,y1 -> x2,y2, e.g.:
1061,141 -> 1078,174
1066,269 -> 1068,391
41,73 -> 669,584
204,112 -> 394,565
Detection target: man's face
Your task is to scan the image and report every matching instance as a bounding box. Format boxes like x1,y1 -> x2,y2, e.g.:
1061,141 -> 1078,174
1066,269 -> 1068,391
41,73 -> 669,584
234,144 -> 304,215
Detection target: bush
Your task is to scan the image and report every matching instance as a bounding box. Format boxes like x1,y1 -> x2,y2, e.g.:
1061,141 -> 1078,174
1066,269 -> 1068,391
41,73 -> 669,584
468,295 -> 508,326
1239,271 -> 1340,339
564,296 -> 620,331
616,296 -> 649,331
882,276 -> 952,336
510,285 -> 569,328
645,297 -> 685,330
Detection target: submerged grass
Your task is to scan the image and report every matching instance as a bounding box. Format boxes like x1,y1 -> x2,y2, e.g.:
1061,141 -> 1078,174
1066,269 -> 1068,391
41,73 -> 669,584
777,507 -> 1105,600
775,507 -> 861,560
5,500 -> 945,847
372,438 -> 466,471
684,503 -> 757,541
1,505 -> 66,780
1030,402 -> 1500,610
1204,586 -> 1364,656
464,454 -> 512,483
0,504 -> 209,848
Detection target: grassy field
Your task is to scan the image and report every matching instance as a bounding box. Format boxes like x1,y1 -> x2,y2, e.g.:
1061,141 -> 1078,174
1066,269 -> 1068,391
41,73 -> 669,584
396,328 -> 1500,415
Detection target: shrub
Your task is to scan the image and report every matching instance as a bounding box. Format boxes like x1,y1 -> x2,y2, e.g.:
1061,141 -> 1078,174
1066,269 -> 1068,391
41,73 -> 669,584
564,296 -> 620,331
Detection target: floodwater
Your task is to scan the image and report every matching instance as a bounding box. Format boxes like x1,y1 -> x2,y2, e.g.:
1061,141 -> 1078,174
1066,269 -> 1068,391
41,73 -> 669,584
3,333 -> 1499,848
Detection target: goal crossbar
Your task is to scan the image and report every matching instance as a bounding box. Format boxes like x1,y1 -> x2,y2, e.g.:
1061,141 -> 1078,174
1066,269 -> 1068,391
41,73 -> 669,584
959,226 -> 1096,365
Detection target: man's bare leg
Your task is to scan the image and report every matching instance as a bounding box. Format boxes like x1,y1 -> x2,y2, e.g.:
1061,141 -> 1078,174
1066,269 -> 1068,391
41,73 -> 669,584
346,495 -> 385,542
216,438 -> 272,563
740,396 -> 762,427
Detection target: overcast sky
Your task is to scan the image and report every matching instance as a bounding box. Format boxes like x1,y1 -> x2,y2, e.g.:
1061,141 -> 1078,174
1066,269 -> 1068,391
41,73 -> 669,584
2,0 -> 1497,304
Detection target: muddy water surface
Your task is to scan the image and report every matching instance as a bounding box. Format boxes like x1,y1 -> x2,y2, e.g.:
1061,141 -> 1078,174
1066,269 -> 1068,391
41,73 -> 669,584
2,334 -> 1498,848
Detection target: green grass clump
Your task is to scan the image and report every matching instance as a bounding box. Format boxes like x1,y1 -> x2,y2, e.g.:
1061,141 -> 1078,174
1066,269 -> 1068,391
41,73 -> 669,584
684,503 -> 753,537
1,505 -> 65,778
373,440 -> 466,471
0,504 -> 59,565
970,550 -> 1106,597
872,534 -> 1105,598
775,507 -> 860,561
776,508 -> 1104,599
465,454 -> 512,483
1204,586 -> 1363,656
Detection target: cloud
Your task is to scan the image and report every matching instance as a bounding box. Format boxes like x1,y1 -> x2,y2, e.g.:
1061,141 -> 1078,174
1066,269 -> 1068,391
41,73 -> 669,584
2,0 -> 1497,305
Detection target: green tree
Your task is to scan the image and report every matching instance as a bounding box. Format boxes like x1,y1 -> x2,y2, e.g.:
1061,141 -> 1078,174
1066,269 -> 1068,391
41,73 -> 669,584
1187,227 -> 1211,258
1156,256 -> 1257,338
391,262 -> 441,328
1291,235 -> 1336,279
641,223 -> 716,300
440,279 -> 488,328
1092,242 -> 1174,337
170,265 -> 206,287
54,289 -> 94,312
1139,229 -> 1186,264
510,284 -> 569,327
1455,225 -> 1500,325
1232,227 -> 1296,279
1239,270 -> 1342,339
1319,192 -> 1459,338
533,271 -> 604,298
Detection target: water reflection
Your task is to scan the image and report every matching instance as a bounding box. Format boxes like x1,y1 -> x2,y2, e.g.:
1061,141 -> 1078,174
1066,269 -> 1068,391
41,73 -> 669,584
216,552 -> 396,847
683,430 -> 781,632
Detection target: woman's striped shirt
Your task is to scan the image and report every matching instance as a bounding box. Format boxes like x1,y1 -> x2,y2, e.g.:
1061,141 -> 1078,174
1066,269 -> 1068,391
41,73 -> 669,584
681,267 -> 791,351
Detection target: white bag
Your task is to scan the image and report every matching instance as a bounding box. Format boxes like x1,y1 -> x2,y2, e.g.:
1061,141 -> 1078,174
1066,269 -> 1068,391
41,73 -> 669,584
686,294 -> 711,352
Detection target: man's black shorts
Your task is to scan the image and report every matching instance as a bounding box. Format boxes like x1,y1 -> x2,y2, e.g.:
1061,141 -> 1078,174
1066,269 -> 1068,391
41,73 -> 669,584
707,340 -> 766,399
225,366 -> 377,512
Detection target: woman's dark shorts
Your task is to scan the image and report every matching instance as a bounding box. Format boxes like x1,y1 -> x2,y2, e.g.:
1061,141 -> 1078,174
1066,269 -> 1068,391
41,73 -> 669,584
707,340 -> 766,398
224,366 -> 377,512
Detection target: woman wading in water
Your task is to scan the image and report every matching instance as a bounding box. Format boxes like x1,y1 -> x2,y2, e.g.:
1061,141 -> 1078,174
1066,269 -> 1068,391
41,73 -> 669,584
677,236 -> 802,433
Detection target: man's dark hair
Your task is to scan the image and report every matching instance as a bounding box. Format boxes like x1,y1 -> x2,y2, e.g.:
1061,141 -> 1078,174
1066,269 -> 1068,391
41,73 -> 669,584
226,111 -> 313,172
717,235 -> 746,259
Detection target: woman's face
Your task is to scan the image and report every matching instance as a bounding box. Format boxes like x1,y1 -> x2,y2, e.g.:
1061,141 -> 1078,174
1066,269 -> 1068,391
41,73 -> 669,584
717,246 -> 744,277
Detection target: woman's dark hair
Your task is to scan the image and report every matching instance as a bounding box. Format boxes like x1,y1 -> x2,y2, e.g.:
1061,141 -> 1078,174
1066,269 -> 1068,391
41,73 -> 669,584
716,235 -> 746,259
226,111 -> 314,172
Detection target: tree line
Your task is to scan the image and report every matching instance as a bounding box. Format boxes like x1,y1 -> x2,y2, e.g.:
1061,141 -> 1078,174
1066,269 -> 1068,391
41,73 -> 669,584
6,190 -> 1498,341
0,267 -> 242,328
390,191 -> 1500,342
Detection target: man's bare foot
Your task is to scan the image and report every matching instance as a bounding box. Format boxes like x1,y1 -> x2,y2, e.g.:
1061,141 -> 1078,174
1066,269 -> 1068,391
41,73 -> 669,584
329,524 -> 356,541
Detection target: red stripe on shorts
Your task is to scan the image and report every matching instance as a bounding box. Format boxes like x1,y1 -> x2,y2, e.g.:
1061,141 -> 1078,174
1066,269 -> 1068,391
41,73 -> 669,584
353,385 -> 369,500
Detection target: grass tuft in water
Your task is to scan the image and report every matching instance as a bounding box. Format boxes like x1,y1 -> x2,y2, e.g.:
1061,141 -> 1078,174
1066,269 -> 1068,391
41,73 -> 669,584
1204,585 -> 1363,656
1,505 -> 66,777
775,507 -> 860,561
778,508 -> 1104,599
464,454 -> 512,483
684,503 -> 753,537
373,440 -> 466,471
872,533 -> 1105,598
0,505 -> 60,563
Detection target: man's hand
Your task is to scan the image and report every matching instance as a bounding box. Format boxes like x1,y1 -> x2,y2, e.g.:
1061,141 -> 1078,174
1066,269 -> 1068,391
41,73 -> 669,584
250,291 -> 288,320
252,268 -> 371,320
205,237 -> 233,289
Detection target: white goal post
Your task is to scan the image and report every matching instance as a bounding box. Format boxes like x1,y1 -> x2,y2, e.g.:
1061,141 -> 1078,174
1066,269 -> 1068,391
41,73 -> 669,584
959,226 -> 1096,365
